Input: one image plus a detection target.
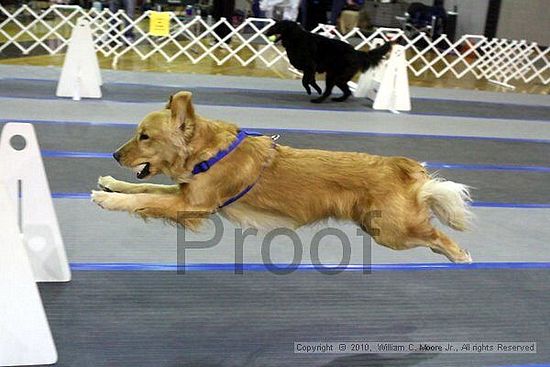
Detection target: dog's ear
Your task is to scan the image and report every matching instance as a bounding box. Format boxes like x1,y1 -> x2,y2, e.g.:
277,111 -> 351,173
165,95 -> 173,109
167,91 -> 195,129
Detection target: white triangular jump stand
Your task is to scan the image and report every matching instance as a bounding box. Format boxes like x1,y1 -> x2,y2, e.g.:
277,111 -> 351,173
0,185 -> 58,366
0,123 -> 70,366
0,123 -> 71,282
350,44 -> 411,112
56,18 -> 102,100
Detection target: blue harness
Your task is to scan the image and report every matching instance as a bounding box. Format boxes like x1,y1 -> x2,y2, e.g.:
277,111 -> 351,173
192,130 -> 269,209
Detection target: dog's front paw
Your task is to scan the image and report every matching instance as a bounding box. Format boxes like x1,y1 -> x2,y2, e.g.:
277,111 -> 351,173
98,176 -> 121,193
92,190 -> 137,212
91,190 -> 130,211
91,190 -> 111,209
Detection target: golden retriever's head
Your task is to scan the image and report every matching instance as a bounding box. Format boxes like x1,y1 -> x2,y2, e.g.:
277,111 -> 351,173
113,91 -> 196,180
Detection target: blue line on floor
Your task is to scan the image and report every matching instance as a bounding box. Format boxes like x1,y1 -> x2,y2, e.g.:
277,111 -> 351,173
54,192 -> 550,208
42,150 -> 113,158
53,192 -> 91,199
3,118 -> 550,144
423,162 -> 550,173
69,262 -> 550,272
246,127 -> 550,144
40,149 -> 550,173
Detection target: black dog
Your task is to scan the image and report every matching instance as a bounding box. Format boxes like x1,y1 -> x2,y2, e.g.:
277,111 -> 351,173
266,20 -> 392,103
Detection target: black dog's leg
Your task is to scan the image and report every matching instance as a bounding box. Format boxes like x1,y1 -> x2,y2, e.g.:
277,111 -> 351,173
301,74 -> 312,95
311,74 -> 335,103
331,81 -> 352,102
302,68 -> 319,95
311,80 -> 322,95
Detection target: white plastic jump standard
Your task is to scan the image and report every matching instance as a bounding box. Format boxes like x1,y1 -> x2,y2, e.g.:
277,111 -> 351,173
350,44 -> 411,112
0,123 -> 69,366
372,45 -> 411,112
0,185 -> 58,366
56,17 -> 102,100
0,123 -> 71,283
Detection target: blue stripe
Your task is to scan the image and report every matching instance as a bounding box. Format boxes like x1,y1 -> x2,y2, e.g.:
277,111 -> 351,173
42,150 -> 113,159
52,192 -> 91,199
423,162 -> 550,173
38,149 -> 550,173
69,262 -> 550,272
2,118 -> 550,144
247,127 -> 550,144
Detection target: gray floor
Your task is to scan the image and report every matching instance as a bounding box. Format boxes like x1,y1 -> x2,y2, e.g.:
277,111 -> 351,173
2,65 -> 550,106
0,66 -> 549,367
38,270 -> 550,367
56,200 -> 550,264
4,122 -> 550,203
1,78 -> 550,120
4,122 -> 550,166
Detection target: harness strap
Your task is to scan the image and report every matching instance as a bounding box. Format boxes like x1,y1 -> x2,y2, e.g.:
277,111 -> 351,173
191,130 -> 274,209
192,130 -> 259,175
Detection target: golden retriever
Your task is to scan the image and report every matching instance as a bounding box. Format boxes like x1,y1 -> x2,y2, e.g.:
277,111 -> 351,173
91,91 -> 473,263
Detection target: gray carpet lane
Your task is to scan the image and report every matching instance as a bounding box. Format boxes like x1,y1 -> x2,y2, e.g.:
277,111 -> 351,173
8,122 -> 550,167
1,79 -> 550,120
44,157 -> 550,204
3,100 -> 549,142
2,64 -> 550,107
38,270 -> 550,367
56,200 -> 550,264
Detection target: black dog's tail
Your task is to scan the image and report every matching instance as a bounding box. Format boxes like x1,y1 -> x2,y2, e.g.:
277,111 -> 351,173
357,42 -> 393,72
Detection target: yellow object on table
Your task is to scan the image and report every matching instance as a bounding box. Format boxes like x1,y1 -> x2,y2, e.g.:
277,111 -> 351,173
149,11 -> 171,37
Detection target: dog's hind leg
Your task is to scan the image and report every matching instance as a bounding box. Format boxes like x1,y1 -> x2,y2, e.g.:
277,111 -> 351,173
331,81 -> 352,102
423,229 -> 472,263
302,68 -> 321,95
311,74 -> 335,103
98,176 -> 179,195
311,80 -> 322,95
301,74 -> 312,95
403,221 -> 472,263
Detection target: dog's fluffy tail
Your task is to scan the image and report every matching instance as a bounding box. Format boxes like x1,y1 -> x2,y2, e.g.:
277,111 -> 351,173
358,41 -> 393,72
418,178 -> 473,231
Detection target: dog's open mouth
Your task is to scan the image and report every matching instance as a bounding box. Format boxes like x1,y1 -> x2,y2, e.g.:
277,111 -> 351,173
133,163 -> 151,179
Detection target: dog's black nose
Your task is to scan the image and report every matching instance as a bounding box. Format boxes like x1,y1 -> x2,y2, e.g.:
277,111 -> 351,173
113,151 -> 121,162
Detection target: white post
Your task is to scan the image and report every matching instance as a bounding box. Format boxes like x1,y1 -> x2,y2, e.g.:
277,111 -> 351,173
372,44 -> 411,112
0,123 -> 71,283
56,17 -> 102,100
350,44 -> 411,112
0,185 -> 58,366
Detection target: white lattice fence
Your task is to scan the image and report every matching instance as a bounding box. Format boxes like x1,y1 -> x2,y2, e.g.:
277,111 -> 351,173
1,5 -> 548,88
